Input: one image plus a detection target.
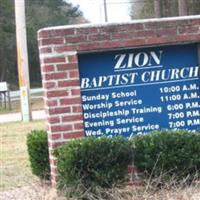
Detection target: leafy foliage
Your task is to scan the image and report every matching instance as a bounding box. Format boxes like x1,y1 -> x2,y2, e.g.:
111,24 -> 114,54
0,0 -> 84,88
132,130 -> 200,181
0,0 -> 16,84
55,137 -> 133,189
27,130 -> 50,180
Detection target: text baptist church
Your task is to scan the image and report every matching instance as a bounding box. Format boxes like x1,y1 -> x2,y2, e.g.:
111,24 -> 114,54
80,50 -> 200,90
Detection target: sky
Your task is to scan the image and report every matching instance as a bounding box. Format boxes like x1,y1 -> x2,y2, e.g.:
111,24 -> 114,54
68,0 -> 131,23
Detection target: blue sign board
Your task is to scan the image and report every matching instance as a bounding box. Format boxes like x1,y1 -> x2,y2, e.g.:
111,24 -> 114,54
78,44 -> 200,137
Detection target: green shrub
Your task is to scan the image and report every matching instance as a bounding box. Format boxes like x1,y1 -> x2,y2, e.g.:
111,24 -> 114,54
132,130 -> 200,181
54,137 -> 133,189
27,130 -> 50,180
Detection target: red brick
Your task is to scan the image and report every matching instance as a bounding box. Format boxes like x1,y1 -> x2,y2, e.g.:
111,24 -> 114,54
42,65 -> 55,73
146,37 -> 165,45
65,35 -> 87,44
63,131 -> 84,139
60,98 -> 81,105
57,63 -> 78,71
48,116 -> 60,124
47,90 -> 68,98
97,41 -> 120,49
178,26 -> 200,34
105,40 -> 126,49
39,47 -> 52,54
38,30 -> 50,39
68,55 -> 78,63
164,36 -> 183,44
46,99 -> 58,107
49,107 -> 71,115
145,21 -> 177,30
51,124 -> 72,132
69,70 -> 79,78
127,23 -> 145,30
99,25 -> 123,33
49,133 -> 62,140
144,22 -> 160,30
58,80 -> 80,87
41,38 -> 64,46
50,167 -> 57,175
121,39 -> 146,47
43,82 -> 56,90
62,114 -> 83,122
45,72 -> 67,80
175,34 -> 200,42
72,105 -> 82,113
76,27 -> 98,34
100,24 -> 143,33
71,89 -> 81,96
156,28 -> 177,37
88,33 -> 111,41
112,30 -> 154,40
78,42 -> 102,51
51,29 -> 75,37
135,30 -> 155,38
50,159 -> 57,166
188,19 -> 200,26
43,57 -> 65,64
112,32 -> 135,40
74,123 -> 84,130
158,21 -> 177,28
48,141 -> 65,148
54,46 -> 77,53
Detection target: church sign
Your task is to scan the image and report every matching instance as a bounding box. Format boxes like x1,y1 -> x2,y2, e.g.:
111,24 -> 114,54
78,43 -> 200,137
38,16 -> 200,184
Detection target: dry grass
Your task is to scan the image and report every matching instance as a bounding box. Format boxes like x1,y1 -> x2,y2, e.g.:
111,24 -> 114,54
0,181 -> 199,200
0,120 -> 46,191
0,98 -> 44,114
58,181 -> 200,200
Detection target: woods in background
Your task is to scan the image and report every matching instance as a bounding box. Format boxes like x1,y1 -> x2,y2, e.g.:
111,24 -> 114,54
130,0 -> 200,19
0,0 -> 199,89
0,0 -> 85,89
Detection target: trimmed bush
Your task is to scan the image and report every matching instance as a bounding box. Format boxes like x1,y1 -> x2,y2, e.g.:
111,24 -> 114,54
27,130 -> 50,180
132,130 -> 200,180
54,137 -> 133,189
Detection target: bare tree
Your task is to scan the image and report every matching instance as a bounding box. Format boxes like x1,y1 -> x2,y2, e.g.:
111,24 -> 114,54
103,0 -> 108,22
178,0 -> 187,16
154,0 -> 161,18
130,0 -> 199,20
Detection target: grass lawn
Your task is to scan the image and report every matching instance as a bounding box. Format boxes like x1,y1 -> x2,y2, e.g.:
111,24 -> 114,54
0,120 -> 46,191
0,98 -> 44,114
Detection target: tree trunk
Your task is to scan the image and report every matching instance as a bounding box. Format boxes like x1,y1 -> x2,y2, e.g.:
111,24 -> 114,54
178,0 -> 187,16
154,0 -> 161,18
103,0 -> 108,22
0,48 -> 6,82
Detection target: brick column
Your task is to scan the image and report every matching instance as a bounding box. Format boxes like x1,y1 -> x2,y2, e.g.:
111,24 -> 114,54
38,31 -> 85,184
